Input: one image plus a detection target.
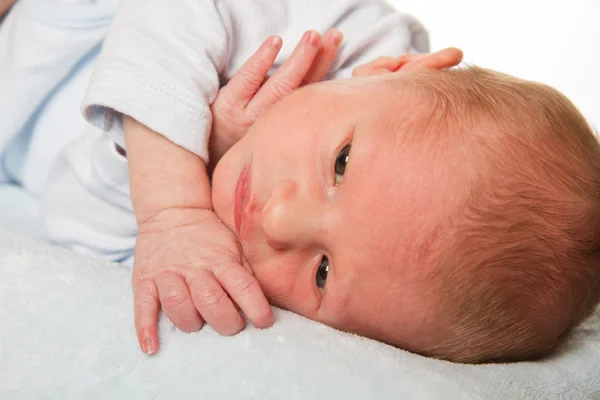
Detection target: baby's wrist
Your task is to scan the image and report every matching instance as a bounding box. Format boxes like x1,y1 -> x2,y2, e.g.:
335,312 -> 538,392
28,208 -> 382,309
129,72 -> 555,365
136,207 -> 217,233
123,116 -> 213,223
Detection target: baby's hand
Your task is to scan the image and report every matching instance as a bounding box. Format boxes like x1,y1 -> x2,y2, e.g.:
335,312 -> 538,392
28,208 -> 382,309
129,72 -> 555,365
208,29 -> 342,169
0,0 -> 15,18
351,48 -> 464,77
132,208 -> 272,355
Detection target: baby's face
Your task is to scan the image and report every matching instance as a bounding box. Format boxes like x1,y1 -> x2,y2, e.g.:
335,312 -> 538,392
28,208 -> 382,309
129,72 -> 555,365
212,74 -> 459,349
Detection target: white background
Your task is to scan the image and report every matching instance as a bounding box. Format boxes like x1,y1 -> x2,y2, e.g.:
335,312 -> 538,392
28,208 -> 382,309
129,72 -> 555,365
388,0 -> 599,126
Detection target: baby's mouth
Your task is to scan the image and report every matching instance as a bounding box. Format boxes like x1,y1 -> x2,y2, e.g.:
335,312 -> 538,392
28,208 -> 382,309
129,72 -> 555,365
233,162 -> 252,236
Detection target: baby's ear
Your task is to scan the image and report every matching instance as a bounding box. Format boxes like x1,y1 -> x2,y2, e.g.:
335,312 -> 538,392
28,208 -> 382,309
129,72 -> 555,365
352,48 -> 463,77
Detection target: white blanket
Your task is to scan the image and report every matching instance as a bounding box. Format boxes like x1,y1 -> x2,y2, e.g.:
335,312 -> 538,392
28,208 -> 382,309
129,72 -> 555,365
1,226 -> 599,399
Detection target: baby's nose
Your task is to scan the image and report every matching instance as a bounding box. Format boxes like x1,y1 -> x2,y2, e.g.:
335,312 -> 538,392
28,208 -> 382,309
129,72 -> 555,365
260,180 -> 318,250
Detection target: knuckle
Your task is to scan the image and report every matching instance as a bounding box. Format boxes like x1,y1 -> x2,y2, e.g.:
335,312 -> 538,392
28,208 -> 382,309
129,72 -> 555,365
131,271 -> 144,286
238,69 -> 263,91
193,287 -> 227,310
135,295 -> 156,310
161,289 -> 190,310
270,78 -> 295,98
136,325 -> 151,335
214,100 -> 238,121
233,276 -> 260,298
133,280 -> 158,305
135,320 -> 155,335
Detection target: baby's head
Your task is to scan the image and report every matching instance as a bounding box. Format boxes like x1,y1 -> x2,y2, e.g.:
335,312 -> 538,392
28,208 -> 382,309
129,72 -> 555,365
212,51 -> 600,363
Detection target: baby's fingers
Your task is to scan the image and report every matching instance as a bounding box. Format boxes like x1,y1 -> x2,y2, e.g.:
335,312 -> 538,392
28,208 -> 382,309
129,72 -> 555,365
132,277 -> 161,355
155,272 -> 204,332
219,35 -> 283,108
187,269 -> 245,335
248,30 -> 321,114
302,29 -> 343,85
214,264 -> 273,329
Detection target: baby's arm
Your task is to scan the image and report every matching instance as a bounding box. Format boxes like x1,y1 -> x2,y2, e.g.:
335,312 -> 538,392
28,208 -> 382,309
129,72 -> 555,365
74,0 -> 243,353
125,31 -> 340,355
124,117 -> 272,355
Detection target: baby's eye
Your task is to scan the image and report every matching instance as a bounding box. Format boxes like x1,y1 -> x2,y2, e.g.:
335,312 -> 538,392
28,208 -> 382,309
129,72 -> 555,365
316,255 -> 329,289
334,144 -> 351,185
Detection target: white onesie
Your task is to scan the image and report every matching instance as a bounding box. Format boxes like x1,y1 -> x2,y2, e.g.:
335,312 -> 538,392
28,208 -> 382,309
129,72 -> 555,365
1,0 -> 429,262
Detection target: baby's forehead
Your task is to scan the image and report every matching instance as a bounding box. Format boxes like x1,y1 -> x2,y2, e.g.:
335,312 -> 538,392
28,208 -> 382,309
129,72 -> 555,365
291,75 -> 430,126
311,73 -> 407,98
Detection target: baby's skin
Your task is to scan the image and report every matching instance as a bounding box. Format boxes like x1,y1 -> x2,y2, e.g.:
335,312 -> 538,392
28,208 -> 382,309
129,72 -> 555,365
125,28 -> 462,355
125,30 -> 343,354
0,0 -> 14,17
212,47 -> 464,352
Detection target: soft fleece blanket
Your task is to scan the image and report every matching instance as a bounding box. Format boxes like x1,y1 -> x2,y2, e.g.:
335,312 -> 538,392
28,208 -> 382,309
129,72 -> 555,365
1,228 -> 599,399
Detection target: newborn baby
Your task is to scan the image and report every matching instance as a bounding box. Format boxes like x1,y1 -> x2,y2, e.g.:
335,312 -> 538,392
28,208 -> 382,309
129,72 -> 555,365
209,50 -> 600,363
3,0 -> 599,364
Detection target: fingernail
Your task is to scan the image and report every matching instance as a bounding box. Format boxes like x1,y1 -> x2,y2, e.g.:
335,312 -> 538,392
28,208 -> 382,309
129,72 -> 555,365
270,35 -> 282,49
262,319 -> 274,329
332,31 -> 343,47
324,29 -> 334,41
305,30 -> 320,48
143,337 -> 156,355
325,29 -> 343,46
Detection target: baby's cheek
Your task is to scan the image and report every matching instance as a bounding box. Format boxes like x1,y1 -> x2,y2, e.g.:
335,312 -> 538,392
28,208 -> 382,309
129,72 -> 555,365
320,275 -> 396,335
254,261 -> 321,317
252,262 -> 295,307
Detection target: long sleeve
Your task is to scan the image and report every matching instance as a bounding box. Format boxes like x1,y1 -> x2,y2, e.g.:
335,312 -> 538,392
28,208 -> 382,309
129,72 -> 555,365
41,127 -> 137,263
82,0 -> 428,163
82,0 -> 232,162
52,0 -> 428,261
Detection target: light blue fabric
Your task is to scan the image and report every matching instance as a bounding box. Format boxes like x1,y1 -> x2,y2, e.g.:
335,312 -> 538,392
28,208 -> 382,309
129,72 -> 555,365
0,0 -> 115,191
2,48 -> 99,193
0,184 -> 42,238
17,0 -> 117,28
